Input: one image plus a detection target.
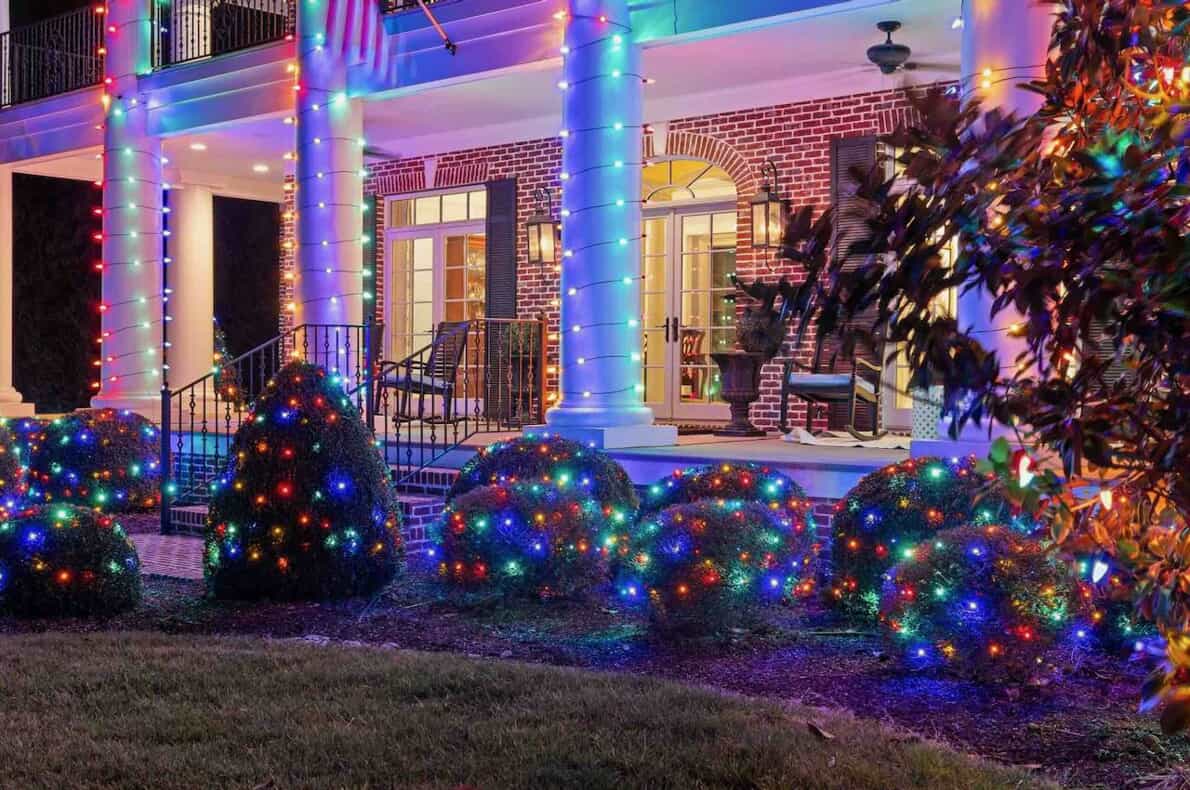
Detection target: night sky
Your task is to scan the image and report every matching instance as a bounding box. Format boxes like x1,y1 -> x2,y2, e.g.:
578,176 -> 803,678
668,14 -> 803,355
10,0 -> 281,411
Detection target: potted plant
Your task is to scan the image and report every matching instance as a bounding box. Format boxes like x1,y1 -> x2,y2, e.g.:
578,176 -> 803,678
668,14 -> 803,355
709,275 -> 793,437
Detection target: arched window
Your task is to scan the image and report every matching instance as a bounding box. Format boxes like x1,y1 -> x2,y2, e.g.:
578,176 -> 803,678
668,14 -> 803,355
642,159 -> 737,203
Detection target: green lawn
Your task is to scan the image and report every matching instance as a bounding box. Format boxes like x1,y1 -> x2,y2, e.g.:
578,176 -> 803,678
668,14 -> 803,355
0,633 -> 1050,789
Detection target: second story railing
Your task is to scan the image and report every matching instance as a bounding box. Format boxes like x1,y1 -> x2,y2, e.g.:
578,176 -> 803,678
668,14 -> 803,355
153,0 -> 295,70
0,6 -> 104,108
383,0 -> 449,13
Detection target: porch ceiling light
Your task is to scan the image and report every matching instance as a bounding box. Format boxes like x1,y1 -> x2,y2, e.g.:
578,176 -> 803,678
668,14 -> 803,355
751,159 -> 788,251
526,187 -> 559,266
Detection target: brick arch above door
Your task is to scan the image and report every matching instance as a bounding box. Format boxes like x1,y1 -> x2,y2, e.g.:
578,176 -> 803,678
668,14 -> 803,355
643,130 -> 759,197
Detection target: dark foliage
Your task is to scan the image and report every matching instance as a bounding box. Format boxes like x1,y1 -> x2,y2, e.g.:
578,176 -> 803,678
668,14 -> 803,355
830,456 -> 1023,619
0,505 -> 141,618
431,482 -> 613,600
24,409 -> 161,512
879,525 -> 1087,679
0,420 -> 27,514
448,434 -> 639,521
616,500 -> 818,636
639,462 -> 812,529
205,362 -> 401,600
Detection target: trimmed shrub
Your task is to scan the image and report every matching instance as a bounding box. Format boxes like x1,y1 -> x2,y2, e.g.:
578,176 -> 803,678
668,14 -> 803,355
879,525 -> 1088,677
1069,552 -> 1158,652
640,462 -> 814,536
0,505 -> 141,617
431,482 -> 616,599
447,434 -> 638,521
830,456 -> 1025,619
616,500 -> 818,636
205,362 -> 402,600
0,419 -> 27,515
24,409 -> 161,512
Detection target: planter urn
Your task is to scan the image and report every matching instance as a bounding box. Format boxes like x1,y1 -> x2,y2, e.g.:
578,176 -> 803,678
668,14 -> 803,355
710,351 -> 767,437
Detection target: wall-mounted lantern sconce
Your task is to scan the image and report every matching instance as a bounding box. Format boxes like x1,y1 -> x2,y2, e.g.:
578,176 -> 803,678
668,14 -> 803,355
751,159 -> 788,250
526,187 -> 559,266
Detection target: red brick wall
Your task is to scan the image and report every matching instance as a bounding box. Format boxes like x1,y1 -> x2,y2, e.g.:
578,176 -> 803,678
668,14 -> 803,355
278,84 -> 946,430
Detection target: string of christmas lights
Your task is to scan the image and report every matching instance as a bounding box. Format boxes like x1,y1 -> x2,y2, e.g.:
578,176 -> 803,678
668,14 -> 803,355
0,420 -> 27,517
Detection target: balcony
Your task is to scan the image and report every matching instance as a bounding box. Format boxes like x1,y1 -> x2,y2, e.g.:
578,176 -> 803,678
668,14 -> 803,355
383,0 -> 450,13
0,6 -> 104,108
153,0 -> 295,70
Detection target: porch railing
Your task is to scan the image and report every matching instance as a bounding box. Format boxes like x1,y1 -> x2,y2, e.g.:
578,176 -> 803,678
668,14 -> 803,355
159,322 -> 376,531
370,316 -> 548,484
0,6 -> 104,108
153,0 -> 295,70
383,0 -> 450,13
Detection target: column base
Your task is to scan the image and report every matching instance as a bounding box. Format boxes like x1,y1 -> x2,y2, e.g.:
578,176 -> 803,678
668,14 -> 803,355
0,401 -> 35,418
524,423 -> 678,449
90,394 -> 162,424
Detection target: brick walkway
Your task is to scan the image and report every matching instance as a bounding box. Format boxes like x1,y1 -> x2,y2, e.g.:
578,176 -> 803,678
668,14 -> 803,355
131,534 -> 204,580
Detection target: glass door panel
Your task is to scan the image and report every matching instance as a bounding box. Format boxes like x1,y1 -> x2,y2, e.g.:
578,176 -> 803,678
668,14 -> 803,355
676,211 -> 735,419
444,233 -> 487,398
641,217 -> 669,413
389,236 -> 435,359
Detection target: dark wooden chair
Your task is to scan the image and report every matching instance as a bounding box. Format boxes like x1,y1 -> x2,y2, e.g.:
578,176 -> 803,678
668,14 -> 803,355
680,328 -> 707,400
376,321 -> 471,424
779,324 -> 885,440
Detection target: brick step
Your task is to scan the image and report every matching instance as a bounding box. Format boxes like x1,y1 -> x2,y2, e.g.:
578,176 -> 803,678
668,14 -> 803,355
390,466 -> 460,496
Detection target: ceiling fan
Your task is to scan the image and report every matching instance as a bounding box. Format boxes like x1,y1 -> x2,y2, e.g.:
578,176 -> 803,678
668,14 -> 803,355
865,20 -> 959,75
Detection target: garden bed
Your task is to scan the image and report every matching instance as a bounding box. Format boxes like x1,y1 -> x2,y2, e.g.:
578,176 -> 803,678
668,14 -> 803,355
1,574 -> 1181,789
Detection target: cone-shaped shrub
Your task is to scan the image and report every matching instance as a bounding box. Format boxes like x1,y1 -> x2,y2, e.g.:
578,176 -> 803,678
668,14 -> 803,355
205,362 -> 402,600
615,500 -> 819,636
431,481 -> 617,599
447,434 -> 638,521
879,525 -> 1088,677
0,419 -> 27,515
0,505 -> 141,617
24,409 -> 161,512
830,455 -> 1026,619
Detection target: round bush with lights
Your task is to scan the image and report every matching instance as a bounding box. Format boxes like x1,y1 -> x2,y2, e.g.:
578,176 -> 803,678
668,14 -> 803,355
205,362 -> 402,601
640,462 -> 814,539
1070,552 -> 1158,653
23,409 -> 161,512
0,505 -> 141,618
879,525 -> 1089,677
616,500 -> 819,636
447,434 -> 638,523
830,455 -> 1025,619
431,481 -> 617,600
0,419 -> 28,515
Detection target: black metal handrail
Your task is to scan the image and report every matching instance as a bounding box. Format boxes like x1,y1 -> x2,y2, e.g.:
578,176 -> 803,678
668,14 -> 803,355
383,0 -> 449,13
0,6 -> 104,108
159,322 -> 377,531
366,316 -> 548,484
153,0 -> 295,70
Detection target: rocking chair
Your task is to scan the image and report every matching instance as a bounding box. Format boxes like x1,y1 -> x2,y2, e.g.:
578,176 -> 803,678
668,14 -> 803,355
376,320 -> 471,424
779,323 -> 886,440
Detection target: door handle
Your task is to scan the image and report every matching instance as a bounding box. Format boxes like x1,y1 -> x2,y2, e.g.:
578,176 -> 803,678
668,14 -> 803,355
664,316 -> 670,344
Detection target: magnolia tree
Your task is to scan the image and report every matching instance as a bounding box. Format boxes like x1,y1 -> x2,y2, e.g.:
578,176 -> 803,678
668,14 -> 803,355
781,0 -> 1188,729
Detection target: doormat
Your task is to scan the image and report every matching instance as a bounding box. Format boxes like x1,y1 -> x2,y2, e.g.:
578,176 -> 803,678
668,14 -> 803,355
782,427 -> 912,450
668,424 -> 721,436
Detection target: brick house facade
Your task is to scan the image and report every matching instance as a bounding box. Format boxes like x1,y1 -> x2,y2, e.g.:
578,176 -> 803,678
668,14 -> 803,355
280,84 -> 943,432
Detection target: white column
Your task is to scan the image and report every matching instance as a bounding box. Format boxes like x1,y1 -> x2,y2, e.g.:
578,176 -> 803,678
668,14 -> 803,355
167,185 -> 214,389
0,167 -> 33,416
911,0 -> 1052,455
294,0 -> 365,337
92,0 -> 165,419
541,0 -> 675,448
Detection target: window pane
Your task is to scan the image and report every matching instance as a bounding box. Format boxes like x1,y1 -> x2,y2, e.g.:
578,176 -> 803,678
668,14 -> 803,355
414,196 -> 440,225
388,199 -> 413,228
442,191 -> 468,222
469,189 -> 487,219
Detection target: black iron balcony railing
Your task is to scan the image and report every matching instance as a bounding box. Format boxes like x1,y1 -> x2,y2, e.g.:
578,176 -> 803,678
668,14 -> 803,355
383,0 -> 448,13
0,6 -> 104,108
153,0 -> 295,70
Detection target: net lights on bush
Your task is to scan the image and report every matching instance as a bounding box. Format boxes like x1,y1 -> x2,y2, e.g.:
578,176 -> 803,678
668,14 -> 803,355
615,499 -> 818,635
205,361 -> 401,600
830,455 -> 1030,618
0,504 -> 141,618
430,481 -> 615,599
879,525 -> 1090,677
0,420 -> 28,516
552,2 -> 653,405
23,410 -> 160,512
641,463 -> 815,536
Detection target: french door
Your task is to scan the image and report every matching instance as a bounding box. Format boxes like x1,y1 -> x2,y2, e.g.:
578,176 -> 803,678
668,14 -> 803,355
641,205 -> 737,422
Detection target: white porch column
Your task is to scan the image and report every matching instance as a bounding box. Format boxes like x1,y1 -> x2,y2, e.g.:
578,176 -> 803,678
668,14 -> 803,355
0,167 -> 33,416
911,0 -> 1052,455
167,185 -> 214,389
542,0 -> 675,448
92,0 -> 165,419
294,0 -> 365,336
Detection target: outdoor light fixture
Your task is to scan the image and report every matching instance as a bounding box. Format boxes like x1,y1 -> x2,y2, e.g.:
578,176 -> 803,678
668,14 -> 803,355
526,187 -> 559,265
751,159 -> 788,250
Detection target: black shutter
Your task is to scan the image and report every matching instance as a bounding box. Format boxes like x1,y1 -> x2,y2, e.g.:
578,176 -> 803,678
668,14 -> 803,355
485,178 -> 518,319
827,136 -> 881,431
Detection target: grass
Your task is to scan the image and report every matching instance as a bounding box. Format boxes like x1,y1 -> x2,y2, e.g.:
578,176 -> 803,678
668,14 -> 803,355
0,633 -> 1051,790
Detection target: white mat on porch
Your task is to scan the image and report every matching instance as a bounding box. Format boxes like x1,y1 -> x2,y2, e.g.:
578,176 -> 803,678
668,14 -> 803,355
782,427 -> 912,450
